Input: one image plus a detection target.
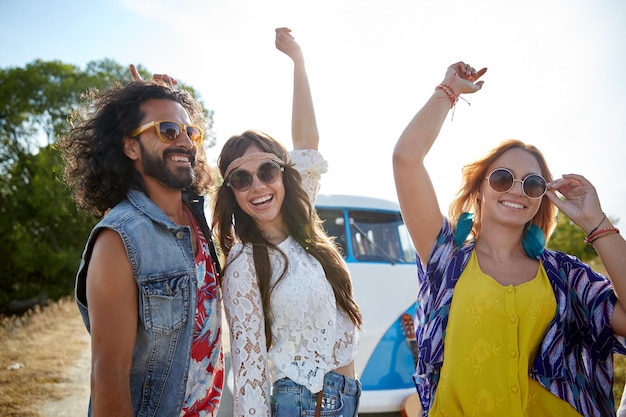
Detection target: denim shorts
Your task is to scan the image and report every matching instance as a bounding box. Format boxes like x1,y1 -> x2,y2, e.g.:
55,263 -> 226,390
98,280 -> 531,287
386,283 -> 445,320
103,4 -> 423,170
271,371 -> 362,417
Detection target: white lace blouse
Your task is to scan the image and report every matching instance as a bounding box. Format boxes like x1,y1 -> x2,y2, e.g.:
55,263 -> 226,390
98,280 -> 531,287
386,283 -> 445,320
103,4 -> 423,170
222,149 -> 359,417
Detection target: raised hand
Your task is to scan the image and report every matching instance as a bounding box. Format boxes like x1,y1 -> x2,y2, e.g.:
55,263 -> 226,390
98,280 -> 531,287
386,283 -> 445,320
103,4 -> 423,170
275,27 -> 303,63
546,173 -> 605,233
443,61 -> 488,94
129,64 -> 178,88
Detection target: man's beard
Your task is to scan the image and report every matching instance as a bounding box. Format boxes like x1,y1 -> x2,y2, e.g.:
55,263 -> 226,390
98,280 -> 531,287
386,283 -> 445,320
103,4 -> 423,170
139,142 -> 196,190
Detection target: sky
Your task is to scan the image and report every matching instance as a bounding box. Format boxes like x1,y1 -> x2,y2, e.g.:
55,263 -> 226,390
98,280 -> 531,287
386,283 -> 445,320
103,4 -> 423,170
1,0 -> 626,224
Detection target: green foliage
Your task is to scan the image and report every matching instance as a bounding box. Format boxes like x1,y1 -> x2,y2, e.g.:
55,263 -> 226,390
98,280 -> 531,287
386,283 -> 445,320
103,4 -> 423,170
0,59 -> 215,314
0,146 -> 96,310
0,59 -> 124,174
547,211 -> 602,262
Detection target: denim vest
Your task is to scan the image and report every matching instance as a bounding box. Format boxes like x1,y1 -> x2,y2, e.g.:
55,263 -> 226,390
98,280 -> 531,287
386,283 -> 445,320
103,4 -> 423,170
76,190 -> 216,417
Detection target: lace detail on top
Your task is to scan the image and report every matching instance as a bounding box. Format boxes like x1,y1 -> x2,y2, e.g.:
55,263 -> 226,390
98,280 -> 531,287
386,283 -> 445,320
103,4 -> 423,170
289,149 -> 328,203
222,149 -> 357,417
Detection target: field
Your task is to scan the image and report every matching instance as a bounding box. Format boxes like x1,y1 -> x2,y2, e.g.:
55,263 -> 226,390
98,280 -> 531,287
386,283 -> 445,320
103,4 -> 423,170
1,296 -> 626,416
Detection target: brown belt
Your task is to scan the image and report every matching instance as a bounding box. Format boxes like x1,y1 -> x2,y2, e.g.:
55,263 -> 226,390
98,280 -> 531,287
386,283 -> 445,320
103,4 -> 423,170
315,390 -> 323,417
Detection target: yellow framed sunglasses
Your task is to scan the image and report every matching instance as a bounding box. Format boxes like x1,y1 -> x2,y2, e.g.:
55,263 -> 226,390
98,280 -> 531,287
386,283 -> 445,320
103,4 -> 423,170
129,120 -> 204,147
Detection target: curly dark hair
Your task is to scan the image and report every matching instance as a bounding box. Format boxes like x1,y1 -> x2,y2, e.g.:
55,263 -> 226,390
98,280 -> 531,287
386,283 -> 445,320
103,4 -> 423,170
59,81 -> 213,218
212,130 -> 362,346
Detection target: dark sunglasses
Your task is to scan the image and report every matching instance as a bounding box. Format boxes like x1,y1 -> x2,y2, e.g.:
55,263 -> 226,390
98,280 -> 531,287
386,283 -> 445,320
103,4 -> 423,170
129,120 -> 204,147
486,168 -> 547,199
227,161 -> 284,192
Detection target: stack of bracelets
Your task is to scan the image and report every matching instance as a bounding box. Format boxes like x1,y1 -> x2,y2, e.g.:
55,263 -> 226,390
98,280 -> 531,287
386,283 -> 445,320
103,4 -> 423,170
435,84 -> 459,108
583,213 -> 620,244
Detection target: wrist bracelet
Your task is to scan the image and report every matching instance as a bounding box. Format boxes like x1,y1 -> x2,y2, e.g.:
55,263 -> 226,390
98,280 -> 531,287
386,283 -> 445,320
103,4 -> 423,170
435,84 -> 459,108
584,226 -> 620,244
585,213 -> 606,237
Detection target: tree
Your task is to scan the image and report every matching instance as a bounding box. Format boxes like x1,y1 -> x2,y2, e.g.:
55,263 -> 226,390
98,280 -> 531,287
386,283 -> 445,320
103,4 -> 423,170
0,145 -> 94,310
0,59 -> 215,314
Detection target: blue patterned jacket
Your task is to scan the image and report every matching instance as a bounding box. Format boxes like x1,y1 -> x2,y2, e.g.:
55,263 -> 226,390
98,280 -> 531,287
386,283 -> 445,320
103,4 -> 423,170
414,218 -> 626,416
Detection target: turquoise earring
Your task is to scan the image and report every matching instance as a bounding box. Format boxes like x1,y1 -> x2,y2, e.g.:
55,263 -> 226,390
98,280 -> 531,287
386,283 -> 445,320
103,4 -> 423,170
454,212 -> 474,248
522,223 -> 545,259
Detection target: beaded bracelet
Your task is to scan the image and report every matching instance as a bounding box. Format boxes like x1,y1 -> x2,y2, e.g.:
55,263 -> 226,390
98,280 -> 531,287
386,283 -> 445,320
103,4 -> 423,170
584,226 -> 620,244
585,213 -> 607,238
435,84 -> 459,108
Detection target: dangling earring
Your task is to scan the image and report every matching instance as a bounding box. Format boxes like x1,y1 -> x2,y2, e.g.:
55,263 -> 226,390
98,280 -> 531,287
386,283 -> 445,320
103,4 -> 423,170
522,223 -> 545,259
454,212 -> 474,248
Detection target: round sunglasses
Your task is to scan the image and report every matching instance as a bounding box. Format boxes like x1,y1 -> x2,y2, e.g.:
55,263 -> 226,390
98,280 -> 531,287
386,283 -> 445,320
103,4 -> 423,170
129,120 -> 204,147
485,168 -> 547,199
226,160 -> 284,192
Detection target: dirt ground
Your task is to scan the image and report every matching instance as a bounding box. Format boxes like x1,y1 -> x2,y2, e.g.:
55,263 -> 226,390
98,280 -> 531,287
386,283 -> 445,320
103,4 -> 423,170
37,331 -> 91,417
0,297 -> 90,417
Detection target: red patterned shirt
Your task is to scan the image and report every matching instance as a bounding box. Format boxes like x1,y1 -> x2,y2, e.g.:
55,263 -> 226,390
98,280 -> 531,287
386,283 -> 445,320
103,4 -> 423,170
180,206 -> 224,417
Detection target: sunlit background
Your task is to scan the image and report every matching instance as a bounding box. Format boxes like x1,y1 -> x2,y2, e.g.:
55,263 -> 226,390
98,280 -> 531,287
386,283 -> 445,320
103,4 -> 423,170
2,0 -> 625,223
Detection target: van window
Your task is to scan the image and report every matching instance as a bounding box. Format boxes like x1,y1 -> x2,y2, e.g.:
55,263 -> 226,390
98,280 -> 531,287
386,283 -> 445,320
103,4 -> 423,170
317,208 -> 348,257
317,208 -> 415,264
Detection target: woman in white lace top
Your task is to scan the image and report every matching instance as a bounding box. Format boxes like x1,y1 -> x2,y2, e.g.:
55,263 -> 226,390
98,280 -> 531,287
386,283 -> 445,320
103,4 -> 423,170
212,28 -> 363,417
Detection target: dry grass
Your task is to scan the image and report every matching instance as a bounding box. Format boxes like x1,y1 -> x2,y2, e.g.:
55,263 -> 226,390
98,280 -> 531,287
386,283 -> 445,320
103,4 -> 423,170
0,297 -> 89,417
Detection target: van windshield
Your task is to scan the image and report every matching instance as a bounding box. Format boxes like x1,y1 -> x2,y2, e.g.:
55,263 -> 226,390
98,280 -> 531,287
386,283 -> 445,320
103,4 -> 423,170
317,208 -> 416,264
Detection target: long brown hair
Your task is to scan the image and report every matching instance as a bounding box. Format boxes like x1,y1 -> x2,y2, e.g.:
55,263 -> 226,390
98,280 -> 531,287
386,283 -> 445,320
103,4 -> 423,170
449,139 -> 558,243
212,130 -> 362,346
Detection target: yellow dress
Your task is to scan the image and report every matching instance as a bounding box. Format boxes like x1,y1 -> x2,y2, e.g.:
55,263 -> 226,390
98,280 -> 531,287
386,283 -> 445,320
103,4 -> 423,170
430,251 -> 582,417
